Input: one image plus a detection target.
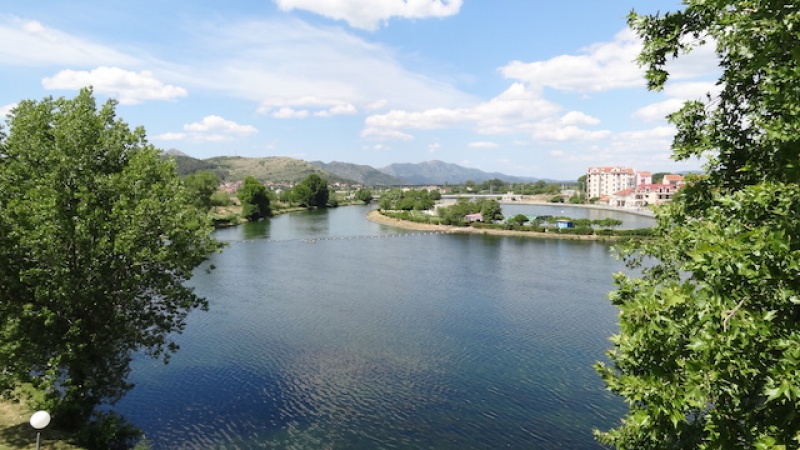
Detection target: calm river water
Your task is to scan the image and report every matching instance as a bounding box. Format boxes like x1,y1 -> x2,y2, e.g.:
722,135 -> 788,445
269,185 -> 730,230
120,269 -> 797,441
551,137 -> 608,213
115,205 -> 649,449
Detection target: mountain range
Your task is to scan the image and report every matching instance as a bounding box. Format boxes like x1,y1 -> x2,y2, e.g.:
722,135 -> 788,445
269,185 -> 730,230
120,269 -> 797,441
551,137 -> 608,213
163,150 -> 553,186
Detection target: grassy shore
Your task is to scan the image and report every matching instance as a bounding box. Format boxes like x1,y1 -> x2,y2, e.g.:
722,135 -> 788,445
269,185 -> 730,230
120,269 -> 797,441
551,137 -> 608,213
366,210 -> 627,241
0,399 -> 81,450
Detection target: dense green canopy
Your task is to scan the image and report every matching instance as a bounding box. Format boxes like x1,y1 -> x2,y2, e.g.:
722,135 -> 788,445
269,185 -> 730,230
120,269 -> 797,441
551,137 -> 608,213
597,1 -> 800,448
0,88 -> 221,426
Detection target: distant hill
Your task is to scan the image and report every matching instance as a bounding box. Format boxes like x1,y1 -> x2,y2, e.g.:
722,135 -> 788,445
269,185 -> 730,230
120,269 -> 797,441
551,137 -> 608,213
161,153 -> 222,177
310,160 -> 406,186
379,160 -> 542,185
162,153 -> 552,186
205,156 -> 351,184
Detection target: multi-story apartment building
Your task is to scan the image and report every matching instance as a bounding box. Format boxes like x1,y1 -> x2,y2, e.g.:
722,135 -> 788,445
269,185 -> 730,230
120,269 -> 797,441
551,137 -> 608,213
586,166 -> 651,199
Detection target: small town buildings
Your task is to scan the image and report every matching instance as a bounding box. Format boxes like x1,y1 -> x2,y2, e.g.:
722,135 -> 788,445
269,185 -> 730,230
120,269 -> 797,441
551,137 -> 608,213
586,166 -> 686,209
609,183 -> 682,209
586,166 -> 652,199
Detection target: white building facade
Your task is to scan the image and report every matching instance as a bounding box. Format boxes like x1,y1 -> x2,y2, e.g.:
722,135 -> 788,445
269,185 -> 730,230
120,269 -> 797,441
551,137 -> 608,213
586,166 -> 646,199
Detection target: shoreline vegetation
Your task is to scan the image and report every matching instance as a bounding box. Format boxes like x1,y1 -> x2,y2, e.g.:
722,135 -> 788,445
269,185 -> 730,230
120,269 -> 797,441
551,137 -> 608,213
366,205 -> 654,241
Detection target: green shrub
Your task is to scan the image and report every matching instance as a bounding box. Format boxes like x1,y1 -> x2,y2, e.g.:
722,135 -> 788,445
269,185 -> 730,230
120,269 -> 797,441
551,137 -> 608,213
209,191 -> 232,207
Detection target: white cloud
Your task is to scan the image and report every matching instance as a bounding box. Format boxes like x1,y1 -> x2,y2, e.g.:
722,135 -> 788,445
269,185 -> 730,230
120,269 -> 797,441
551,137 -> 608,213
632,99 -> 686,122
364,107 -> 463,131
664,81 -> 721,100
560,111 -> 600,126
154,115 -> 257,143
617,126 -> 675,141
272,107 -> 310,119
42,67 -> 187,104
499,28 -> 720,95
184,115 -> 258,135
468,141 -> 499,149
182,18 -> 475,113
0,103 -> 17,118
0,17 -> 138,67
362,82 -> 560,140
274,0 -> 463,30
314,103 -> 358,117
428,142 -> 441,152
531,124 -> 611,142
367,99 -> 389,110
361,127 -> 414,141
632,81 -> 722,122
153,132 -> 187,141
499,29 -> 644,93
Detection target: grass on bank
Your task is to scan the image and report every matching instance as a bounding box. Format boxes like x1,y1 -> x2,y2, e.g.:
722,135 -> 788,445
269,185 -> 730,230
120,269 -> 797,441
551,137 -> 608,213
0,398 -> 82,450
379,210 -> 654,239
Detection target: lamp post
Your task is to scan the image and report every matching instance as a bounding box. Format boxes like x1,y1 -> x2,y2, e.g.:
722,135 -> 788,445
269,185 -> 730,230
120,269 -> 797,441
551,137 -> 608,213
29,410 -> 50,450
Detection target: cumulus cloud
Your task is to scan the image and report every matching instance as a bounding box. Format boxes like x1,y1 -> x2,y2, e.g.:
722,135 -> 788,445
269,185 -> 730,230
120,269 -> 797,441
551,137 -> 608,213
560,111 -> 601,126
0,17 -> 137,67
42,67 -> 187,104
530,124 -> 612,142
499,28 -> 719,94
633,81 -> 722,122
499,29 -> 644,92
153,115 -> 257,143
274,0 -> 463,30
361,127 -> 414,141
153,132 -> 187,141
632,99 -> 686,122
0,103 -> 16,118
184,115 -> 258,135
362,82 -> 560,140
272,107 -> 310,119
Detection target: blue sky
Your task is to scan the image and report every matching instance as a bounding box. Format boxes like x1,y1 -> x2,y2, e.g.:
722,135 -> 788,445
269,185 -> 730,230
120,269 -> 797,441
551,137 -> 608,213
0,1 -> 720,180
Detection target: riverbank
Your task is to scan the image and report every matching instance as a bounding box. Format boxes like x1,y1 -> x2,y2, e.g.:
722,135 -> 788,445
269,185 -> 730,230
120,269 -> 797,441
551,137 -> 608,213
366,210 -> 629,241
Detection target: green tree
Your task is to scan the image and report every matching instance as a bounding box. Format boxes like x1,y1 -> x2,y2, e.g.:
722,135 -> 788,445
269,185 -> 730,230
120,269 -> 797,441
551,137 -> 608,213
0,89 -> 221,428
237,176 -> 271,220
596,2 -> 800,448
577,174 -> 587,194
355,188 -> 373,204
183,170 -> 221,210
479,199 -> 503,222
294,174 -> 329,208
509,214 -> 528,227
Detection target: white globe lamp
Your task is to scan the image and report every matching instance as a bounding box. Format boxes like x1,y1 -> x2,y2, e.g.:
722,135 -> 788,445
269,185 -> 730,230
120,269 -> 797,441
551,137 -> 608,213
30,410 -> 51,450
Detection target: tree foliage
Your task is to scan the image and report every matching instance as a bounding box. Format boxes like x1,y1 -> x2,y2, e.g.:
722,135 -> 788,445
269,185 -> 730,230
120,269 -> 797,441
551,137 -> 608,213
293,174 -> 329,208
237,176 -> 271,220
355,188 -> 373,204
183,170 -> 221,210
0,89 -> 221,427
378,188 -> 435,211
437,198 -> 503,224
596,2 -> 800,448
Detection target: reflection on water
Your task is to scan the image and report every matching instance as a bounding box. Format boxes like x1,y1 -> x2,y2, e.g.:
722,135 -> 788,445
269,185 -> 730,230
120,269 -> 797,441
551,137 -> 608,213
116,206 -> 627,449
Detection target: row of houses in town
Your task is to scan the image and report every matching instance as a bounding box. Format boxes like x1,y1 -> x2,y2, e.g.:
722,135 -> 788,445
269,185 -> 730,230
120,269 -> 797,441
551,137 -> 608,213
586,166 -> 685,209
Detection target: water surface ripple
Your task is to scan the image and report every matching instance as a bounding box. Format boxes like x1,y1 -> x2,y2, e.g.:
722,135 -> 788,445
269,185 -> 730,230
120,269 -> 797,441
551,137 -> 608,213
115,205 -> 633,449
